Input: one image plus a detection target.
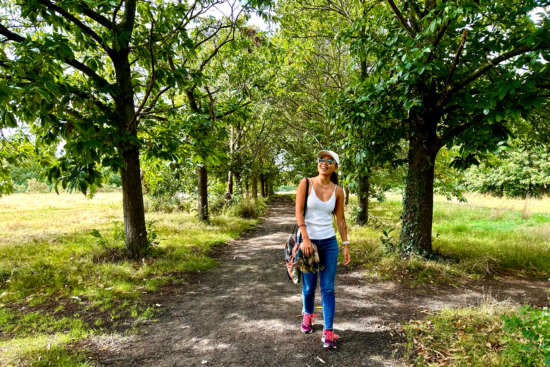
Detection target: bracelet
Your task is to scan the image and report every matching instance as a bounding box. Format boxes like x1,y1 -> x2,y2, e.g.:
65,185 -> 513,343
342,241 -> 349,245
298,224 -> 307,228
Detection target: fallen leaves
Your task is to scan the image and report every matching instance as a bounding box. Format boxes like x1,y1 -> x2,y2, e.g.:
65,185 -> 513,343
407,312 -> 509,366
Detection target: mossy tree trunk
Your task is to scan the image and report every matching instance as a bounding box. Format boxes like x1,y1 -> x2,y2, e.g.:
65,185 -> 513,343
399,113 -> 440,254
251,176 -> 258,199
120,147 -> 148,258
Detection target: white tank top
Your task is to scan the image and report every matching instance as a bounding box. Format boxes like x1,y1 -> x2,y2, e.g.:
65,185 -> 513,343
299,178 -> 337,240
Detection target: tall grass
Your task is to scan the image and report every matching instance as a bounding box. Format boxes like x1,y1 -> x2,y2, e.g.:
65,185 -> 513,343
0,192 -> 261,366
403,296 -> 537,366
346,194 -> 550,283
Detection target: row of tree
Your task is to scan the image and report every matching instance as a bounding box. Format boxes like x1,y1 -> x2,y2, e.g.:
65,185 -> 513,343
1,0 -> 549,258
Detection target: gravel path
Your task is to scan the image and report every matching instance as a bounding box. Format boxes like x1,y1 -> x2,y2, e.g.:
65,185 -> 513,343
107,196 -> 548,367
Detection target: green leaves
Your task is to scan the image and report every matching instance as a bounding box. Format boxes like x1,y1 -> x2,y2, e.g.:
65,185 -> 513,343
502,305 -> 550,366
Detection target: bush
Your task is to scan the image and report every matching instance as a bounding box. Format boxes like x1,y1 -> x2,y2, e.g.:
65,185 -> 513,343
97,183 -> 122,193
13,184 -> 27,193
143,195 -> 193,213
26,178 -> 49,193
502,305 -> 550,366
223,196 -> 266,219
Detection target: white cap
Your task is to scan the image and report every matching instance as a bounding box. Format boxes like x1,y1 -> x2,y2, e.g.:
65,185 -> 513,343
316,150 -> 339,166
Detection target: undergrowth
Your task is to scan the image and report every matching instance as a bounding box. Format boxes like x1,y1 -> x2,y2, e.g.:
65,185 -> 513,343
345,194 -> 550,284
403,296 -> 550,366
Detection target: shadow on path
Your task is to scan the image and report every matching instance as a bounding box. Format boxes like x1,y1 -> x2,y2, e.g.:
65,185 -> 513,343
109,196 -> 548,367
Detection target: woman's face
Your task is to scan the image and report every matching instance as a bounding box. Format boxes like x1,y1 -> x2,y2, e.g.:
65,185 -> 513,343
318,154 -> 338,176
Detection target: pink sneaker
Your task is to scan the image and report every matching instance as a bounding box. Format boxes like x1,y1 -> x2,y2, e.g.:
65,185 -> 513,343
322,330 -> 338,349
301,313 -> 318,333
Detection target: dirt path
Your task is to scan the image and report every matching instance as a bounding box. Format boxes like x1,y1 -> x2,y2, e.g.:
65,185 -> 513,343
105,196 -> 549,367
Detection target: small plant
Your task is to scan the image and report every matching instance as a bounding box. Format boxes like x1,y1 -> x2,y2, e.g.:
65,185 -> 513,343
90,220 -> 131,261
502,305 -> 550,366
349,206 -> 363,224
380,227 -> 397,253
145,219 -> 162,251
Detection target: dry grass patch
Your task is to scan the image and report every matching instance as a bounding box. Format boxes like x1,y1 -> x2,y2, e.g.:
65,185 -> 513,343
403,296 -> 548,366
0,192 -> 262,366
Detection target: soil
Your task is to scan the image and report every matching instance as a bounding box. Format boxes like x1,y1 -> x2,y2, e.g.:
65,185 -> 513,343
96,196 -> 550,367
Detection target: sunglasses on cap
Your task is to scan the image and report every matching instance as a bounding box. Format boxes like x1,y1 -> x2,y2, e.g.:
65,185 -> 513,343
318,157 -> 336,165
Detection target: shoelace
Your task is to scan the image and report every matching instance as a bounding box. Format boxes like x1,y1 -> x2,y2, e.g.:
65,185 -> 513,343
323,330 -> 338,342
304,313 -> 318,325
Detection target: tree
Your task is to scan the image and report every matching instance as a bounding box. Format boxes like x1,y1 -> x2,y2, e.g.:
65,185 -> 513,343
335,0 -> 550,253
0,0 -> 271,256
178,21 -> 280,217
465,144 -> 550,198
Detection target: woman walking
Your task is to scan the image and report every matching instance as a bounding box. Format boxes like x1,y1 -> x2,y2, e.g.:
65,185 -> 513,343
295,150 -> 350,349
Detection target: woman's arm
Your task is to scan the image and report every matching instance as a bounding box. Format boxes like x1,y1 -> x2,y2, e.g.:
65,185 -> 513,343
295,178 -> 314,257
334,186 -> 350,265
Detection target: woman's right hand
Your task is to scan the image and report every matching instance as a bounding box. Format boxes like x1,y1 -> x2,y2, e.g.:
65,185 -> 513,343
300,239 -> 314,258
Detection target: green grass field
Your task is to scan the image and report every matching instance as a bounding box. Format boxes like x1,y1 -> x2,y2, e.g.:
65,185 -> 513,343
0,192 -> 261,366
347,194 -> 550,283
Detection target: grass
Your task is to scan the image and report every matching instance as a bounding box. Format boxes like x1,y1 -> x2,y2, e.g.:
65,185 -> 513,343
403,296 -> 547,366
0,192 -> 262,366
346,193 -> 550,284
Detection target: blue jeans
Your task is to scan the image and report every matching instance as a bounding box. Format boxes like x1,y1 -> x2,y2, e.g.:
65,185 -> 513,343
302,236 -> 338,330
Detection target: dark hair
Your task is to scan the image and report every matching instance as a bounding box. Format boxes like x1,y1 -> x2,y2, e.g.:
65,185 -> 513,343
330,169 -> 338,186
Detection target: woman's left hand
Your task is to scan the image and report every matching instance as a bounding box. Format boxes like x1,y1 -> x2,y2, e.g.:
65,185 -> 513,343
342,246 -> 350,266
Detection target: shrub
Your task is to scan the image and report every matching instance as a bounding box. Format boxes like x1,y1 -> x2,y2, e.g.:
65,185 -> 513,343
223,196 -> 266,219
97,183 -> 122,193
502,306 -> 550,366
13,184 -> 27,193
143,195 -> 193,213
26,178 -> 49,193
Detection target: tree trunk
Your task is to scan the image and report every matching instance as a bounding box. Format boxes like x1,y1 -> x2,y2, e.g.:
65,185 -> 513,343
399,116 -> 440,254
356,175 -> 369,225
197,165 -> 208,221
113,49 -> 148,258
260,175 -> 266,198
251,176 -> 258,199
120,147 -> 148,258
226,170 -> 233,199
344,185 -> 350,206
234,171 -> 242,195
269,178 -> 275,195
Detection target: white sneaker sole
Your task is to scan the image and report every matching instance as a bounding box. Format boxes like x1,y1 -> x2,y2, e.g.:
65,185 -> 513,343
321,337 -> 337,349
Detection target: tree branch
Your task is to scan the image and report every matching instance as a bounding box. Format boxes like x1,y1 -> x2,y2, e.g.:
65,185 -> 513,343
127,21 -> 155,130
436,41 -> 549,109
141,86 -> 171,115
120,0 -> 137,34
444,30 -> 468,87
438,115 -> 485,145
427,19 -> 451,62
215,101 -> 252,119
386,0 -> 416,39
0,24 -> 111,90
36,0 -> 105,48
79,3 -> 113,29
